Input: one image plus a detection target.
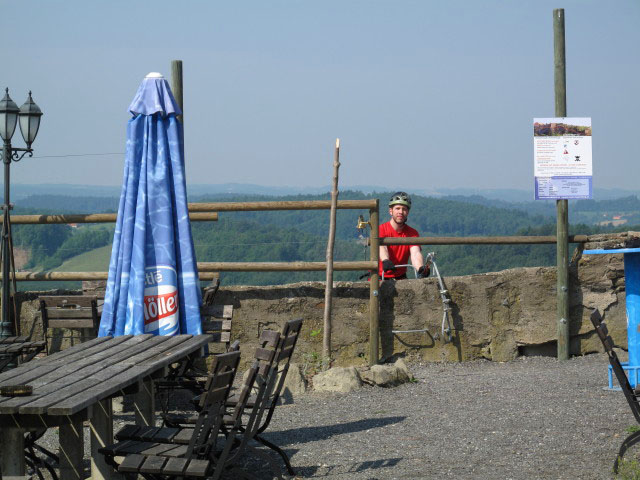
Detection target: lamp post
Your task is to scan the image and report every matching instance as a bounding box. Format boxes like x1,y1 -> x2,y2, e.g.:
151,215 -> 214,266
0,88 -> 42,340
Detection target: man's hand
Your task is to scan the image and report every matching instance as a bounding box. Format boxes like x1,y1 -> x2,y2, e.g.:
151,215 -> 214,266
382,259 -> 396,271
417,266 -> 430,278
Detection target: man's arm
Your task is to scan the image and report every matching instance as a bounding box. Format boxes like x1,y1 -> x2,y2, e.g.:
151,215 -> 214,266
379,245 -> 390,262
409,245 -> 424,273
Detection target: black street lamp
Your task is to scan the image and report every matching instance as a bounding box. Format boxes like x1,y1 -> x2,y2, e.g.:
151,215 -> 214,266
0,89 -> 42,340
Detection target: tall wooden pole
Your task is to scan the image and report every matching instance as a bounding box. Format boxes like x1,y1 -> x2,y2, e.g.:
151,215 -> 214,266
322,139 -> 340,366
171,60 -> 184,124
369,201 -> 380,365
554,8 -> 570,360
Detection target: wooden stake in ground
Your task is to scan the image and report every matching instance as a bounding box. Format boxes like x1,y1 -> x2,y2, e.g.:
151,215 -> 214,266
323,138 -> 340,366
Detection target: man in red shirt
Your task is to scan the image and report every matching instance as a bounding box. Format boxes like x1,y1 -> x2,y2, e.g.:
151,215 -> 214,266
379,192 -> 428,280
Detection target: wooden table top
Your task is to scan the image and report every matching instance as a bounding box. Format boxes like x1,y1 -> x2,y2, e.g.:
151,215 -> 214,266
0,334 -> 212,416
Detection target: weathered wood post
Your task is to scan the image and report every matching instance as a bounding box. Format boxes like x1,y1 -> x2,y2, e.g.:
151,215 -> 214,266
171,60 -> 183,124
554,8 -> 570,360
322,138 -> 340,366
369,201 -> 380,365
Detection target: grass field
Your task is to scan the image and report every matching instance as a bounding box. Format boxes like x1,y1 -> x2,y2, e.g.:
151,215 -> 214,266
57,244 -> 112,272
17,245 -> 113,292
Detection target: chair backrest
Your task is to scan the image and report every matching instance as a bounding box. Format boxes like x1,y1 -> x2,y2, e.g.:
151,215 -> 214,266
253,318 -> 303,435
200,304 -> 234,352
187,349 -> 241,460
39,295 -> 101,354
590,309 -> 640,423
215,328 -> 282,470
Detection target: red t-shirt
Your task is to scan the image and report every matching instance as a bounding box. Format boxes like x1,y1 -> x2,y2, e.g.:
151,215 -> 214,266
378,221 -> 420,279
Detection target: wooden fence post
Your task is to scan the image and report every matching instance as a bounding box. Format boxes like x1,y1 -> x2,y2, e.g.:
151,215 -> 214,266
323,139 -> 340,366
369,202 -> 380,365
554,8 -> 570,360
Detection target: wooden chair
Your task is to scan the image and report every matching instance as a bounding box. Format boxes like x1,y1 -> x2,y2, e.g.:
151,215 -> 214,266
156,303 -> 235,399
38,295 -> 101,354
149,328 -> 285,478
164,318 -> 304,477
99,349 -> 241,479
590,309 -> 640,473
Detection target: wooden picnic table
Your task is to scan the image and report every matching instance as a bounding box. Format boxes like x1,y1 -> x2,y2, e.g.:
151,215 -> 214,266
0,336 -> 46,372
0,333 -> 212,480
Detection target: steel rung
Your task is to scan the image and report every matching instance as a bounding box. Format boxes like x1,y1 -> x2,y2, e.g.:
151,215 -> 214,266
392,328 -> 429,334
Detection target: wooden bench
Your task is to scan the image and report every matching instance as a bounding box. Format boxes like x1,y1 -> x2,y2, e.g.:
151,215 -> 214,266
38,295 -> 102,354
590,309 -> 640,473
99,350 -> 241,480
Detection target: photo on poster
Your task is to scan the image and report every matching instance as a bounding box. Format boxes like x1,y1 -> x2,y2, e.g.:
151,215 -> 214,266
533,117 -> 592,200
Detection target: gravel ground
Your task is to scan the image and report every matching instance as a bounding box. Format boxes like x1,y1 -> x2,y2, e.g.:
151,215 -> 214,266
33,354 -> 633,479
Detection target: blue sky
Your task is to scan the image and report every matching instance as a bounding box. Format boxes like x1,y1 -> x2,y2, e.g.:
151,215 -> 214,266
2,1 -> 639,193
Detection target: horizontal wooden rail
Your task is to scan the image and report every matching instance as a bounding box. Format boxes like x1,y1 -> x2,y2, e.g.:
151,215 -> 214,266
380,235 -> 589,246
1,271 -> 219,281
197,261 -> 377,272
4,212 -> 217,224
187,200 -> 377,212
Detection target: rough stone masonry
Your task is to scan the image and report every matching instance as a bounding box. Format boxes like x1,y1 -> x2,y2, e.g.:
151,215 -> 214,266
14,232 -> 636,368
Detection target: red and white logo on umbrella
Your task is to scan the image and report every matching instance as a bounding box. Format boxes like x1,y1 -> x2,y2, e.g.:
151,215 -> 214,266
143,265 -> 179,336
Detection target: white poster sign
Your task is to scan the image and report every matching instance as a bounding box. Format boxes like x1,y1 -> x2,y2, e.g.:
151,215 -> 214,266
533,117 -> 592,199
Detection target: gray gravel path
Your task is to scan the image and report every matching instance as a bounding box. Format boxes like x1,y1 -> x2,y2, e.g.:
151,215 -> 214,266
33,354 -> 632,479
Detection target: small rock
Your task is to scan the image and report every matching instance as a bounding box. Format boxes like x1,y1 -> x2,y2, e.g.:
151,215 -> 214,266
359,359 -> 412,387
313,367 -> 362,393
279,363 -> 307,404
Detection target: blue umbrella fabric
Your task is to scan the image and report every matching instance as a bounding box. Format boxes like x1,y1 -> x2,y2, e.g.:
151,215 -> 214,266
99,72 -> 202,337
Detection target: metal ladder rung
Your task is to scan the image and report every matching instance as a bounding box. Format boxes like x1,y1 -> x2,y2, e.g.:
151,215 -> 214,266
392,328 -> 429,334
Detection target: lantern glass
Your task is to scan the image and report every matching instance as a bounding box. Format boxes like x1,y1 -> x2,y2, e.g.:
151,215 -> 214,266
18,92 -> 42,147
0,90 -> 19,142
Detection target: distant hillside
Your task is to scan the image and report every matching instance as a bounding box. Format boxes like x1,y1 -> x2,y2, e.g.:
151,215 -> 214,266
10,189 -> 640,287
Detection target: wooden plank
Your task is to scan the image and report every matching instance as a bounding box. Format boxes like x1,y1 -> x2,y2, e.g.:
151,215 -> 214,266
172,429 -> 192,445
115,424 -> 141,440
201,319 -> 232,331
184,458 -> 210,477
163,457 -> 188,476
36,336 -> 119,365
118,454 -> 145,473
1,338 -> 157,414
138,335 -> 211,367
254,348 -> 275,362
200,304 -> 233,318
48,319 -> 96,329
59,413 -> 85,480
52,335 -> 211,415
140,455 -> 168,475
151,427 -> 179,442
39,296 -> 97,307
47,366 -> 148,415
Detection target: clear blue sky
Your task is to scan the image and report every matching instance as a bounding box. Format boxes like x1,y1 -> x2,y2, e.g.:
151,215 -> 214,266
2,1 -> 639,193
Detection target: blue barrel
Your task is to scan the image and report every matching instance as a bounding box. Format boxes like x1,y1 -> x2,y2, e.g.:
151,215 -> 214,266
625,252 -> 640,385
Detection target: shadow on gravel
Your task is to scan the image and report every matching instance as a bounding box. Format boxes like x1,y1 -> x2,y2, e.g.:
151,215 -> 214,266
261,416 -> 406,446
292,457 -> 403,479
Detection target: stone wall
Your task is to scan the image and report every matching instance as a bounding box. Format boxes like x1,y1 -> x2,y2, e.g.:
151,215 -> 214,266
14,233 -> 635,367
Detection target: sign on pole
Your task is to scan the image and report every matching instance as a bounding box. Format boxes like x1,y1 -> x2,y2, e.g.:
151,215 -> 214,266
533,117 -> 592,199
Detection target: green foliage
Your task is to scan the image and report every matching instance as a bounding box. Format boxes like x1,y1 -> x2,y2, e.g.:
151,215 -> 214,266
12,191 -> 640,288
617,456 -> 640,480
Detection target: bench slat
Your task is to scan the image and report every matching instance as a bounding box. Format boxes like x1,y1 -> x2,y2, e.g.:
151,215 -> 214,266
200,304 -> 233,318
48,319 -> 96,329
201,319 -> 232,331
118,454 -> 145,473
184,458 -> 210,477
39,296 -> 98,308
140,455 -> 168,475
163,457 -> 188,476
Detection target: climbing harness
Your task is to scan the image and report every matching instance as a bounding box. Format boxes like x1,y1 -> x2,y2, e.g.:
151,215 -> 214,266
386,252 -> 453,343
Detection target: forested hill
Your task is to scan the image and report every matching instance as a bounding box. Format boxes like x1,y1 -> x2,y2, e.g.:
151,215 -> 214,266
9,191 -> 640,286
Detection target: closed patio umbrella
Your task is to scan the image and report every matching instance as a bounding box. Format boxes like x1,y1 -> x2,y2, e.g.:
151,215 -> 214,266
99,72 -> 201,336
